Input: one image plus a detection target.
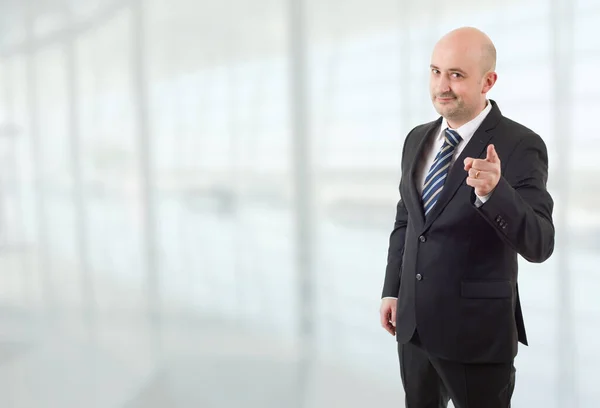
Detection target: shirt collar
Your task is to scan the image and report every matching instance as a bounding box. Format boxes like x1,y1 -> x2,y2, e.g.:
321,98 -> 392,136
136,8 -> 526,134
438,100 -> 492,143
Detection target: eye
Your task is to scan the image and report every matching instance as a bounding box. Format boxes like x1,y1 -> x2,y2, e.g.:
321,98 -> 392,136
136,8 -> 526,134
431,68 -> 440,74
451,72 -> 463,78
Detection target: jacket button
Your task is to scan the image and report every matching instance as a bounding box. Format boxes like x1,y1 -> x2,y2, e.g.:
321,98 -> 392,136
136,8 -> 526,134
419,235 -> 426,243
416,273 -> 422,281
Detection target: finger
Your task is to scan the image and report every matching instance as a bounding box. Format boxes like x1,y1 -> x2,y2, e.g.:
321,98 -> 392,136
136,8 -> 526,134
381,314 -> 394,335
464,157 -> 474,171
468,168 -> 492,179
380,308 -> 390,328
466,177 -> 487,188
486,144 -> 500,164
470,159 -> 496,172
391,307 -> 397,327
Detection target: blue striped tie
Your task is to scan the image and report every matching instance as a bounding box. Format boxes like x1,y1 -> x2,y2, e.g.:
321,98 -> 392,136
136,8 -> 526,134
422,128 -> 463,216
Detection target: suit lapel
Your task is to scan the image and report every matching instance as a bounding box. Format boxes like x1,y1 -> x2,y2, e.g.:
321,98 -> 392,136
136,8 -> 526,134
404,119 -> 441,231
422,100 -> 503,231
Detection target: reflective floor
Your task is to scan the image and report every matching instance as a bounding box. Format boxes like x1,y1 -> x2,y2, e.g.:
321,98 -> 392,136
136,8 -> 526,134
0,308 -> 404,408
0,300 -> 597,408
0,235 -> 599,407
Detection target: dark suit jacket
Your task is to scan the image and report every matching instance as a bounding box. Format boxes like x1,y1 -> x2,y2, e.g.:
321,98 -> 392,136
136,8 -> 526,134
381,100 -> 555,364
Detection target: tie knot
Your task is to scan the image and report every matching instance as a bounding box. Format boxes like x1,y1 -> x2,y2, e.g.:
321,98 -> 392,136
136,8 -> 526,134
444,128 -> 462,148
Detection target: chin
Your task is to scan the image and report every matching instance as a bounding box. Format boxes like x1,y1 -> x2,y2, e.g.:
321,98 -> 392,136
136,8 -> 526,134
433,103 -> 451,115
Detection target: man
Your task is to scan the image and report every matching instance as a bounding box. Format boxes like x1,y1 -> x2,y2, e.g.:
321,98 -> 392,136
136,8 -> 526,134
379,27 -> 555,408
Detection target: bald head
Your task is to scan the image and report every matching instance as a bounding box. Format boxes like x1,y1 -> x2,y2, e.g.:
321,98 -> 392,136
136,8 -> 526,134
435,27 -> 496,74
429,27 -> 498,128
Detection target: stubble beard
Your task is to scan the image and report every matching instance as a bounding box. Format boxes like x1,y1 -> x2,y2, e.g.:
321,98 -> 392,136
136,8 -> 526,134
433,96 -> 471,124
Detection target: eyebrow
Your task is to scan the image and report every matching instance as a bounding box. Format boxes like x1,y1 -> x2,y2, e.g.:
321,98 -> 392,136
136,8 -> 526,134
430,65 -> 468,75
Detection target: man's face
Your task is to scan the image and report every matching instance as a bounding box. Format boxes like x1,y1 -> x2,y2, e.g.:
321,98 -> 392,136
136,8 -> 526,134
429,42 -> 488,126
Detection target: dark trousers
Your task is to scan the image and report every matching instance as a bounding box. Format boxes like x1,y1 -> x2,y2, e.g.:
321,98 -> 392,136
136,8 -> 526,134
398,331 -> 516,408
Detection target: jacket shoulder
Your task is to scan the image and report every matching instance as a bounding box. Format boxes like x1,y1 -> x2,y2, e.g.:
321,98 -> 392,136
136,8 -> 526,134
494,116 -> 550,170
497,116 -> 546,146
405,119 -> 441,145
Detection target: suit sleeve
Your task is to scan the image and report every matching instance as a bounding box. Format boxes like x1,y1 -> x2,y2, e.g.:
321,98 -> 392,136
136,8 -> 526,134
381,131 -> 413,299
381,197 -> 409,298
476,133 -> 555,263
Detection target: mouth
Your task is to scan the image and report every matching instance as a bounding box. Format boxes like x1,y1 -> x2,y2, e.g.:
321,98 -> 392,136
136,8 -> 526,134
436,96 -> 456,102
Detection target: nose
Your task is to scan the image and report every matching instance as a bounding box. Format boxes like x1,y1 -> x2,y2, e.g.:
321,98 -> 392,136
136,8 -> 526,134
437,75 -> 451,93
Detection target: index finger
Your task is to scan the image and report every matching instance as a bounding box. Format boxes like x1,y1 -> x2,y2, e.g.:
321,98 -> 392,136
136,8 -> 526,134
486,144 -> 500,163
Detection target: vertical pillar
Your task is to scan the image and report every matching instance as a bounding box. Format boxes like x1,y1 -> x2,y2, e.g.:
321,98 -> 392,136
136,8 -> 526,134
289,0 -> 315,406
131,0 -> 162,352
25,0 -> 54,314
551,0 -> 576,405
289,0 -> 314,355
64,5 -> 96,336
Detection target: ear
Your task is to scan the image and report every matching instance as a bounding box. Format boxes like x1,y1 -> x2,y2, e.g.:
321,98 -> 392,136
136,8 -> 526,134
482,72 -> 497,94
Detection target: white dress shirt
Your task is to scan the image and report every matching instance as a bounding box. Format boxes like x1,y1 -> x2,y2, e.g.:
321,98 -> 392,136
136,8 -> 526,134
383,101 -> 493,301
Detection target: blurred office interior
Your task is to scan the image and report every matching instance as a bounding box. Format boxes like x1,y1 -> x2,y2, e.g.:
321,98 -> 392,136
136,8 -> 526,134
0,0 -> 598,406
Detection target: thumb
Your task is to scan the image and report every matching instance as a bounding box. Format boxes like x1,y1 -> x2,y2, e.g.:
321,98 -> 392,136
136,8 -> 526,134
391,306 -> 396,327
486,144 -> 500,163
